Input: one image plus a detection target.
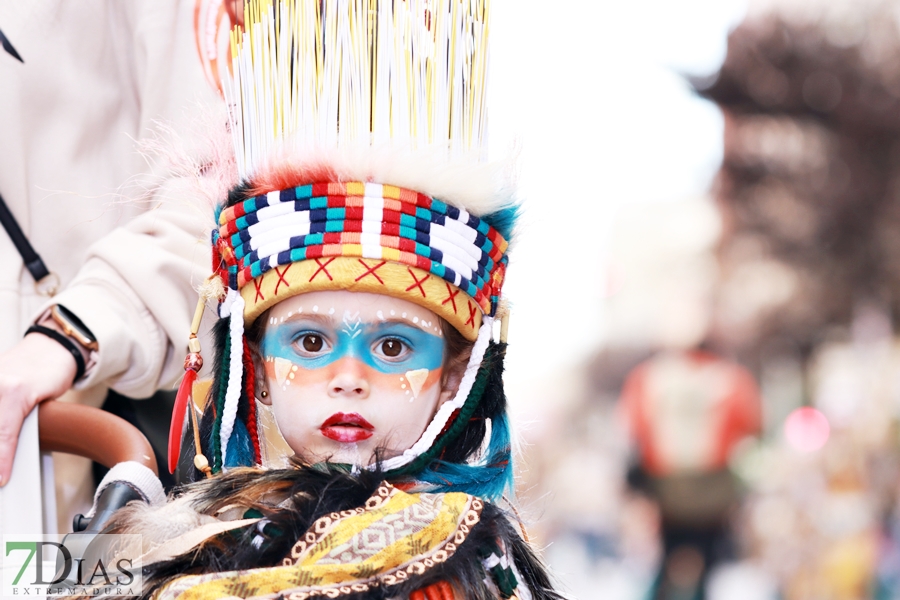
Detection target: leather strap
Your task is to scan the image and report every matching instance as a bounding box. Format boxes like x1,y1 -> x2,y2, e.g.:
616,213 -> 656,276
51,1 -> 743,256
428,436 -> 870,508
0,191 -> 50,281
25,324 -> 86,382
0,27 -> 23,63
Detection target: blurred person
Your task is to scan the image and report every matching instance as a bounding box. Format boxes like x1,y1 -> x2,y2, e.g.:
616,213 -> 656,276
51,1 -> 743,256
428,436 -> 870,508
620,347 -> 761,600
0,1 -> 228,534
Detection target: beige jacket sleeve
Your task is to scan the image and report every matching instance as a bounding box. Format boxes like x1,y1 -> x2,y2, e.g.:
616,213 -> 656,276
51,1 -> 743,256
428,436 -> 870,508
24,0 -> 224,397
52,190 -> 212,397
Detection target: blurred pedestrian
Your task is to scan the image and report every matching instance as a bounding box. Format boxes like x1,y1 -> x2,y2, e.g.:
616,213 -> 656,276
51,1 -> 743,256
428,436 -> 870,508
621,348 -> 761,600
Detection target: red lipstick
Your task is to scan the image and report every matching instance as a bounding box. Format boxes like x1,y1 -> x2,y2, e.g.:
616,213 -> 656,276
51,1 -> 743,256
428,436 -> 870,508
320,412 -> 374,443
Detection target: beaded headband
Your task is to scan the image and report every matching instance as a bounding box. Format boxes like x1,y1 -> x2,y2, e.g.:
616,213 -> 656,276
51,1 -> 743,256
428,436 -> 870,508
214,181 -> 509,339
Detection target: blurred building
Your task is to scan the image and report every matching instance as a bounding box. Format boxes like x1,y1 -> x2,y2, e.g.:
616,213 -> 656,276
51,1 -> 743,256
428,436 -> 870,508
698,2 -> 900,371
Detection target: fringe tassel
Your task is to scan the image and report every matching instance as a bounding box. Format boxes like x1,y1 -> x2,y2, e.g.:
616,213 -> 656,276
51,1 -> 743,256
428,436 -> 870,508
388,341 -> 513,500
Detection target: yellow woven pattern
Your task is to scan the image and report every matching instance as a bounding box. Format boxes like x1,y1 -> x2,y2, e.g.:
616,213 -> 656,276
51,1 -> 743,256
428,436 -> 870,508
159,486 -> 481,600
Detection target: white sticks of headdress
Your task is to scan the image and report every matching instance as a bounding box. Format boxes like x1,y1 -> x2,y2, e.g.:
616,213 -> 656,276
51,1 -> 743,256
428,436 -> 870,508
226,0 -> 491,180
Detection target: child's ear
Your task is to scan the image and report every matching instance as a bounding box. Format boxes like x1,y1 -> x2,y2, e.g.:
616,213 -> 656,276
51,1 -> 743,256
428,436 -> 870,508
256,372 -> 272,405
252,347 -> 272,405
258,387 -> 273,406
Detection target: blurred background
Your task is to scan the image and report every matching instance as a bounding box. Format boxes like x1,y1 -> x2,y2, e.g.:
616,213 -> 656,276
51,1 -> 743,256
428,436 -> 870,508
488,0 -> 900,598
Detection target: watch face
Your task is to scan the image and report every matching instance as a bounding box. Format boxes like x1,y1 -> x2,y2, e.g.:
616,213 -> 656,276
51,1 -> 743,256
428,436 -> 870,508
53,305 -> 96,345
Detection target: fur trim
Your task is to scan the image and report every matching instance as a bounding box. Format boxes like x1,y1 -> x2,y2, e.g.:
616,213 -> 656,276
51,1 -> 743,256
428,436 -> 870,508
244,143 -> 518,217
124,465 -> 561,600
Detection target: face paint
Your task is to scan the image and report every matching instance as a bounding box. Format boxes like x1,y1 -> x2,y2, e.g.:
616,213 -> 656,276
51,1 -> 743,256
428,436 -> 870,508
257,291 -> 454,467
261,317 -> 445,374
405,368 -> 430,400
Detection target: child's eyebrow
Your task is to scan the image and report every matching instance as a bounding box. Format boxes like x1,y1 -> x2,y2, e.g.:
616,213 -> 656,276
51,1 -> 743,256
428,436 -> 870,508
370,319 -> 443,336
373,318 -> 417,326
273,313 -> 333,326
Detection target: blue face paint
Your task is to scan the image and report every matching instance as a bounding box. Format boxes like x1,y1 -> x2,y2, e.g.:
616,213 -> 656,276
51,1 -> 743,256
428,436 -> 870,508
262,318 -> 445,374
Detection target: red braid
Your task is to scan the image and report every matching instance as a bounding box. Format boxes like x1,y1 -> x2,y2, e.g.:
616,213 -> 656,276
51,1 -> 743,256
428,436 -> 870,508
243,338 -> 262,465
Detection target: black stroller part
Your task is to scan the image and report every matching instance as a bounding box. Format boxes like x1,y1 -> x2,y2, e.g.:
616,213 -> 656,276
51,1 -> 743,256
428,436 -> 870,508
58,483 -> 147,589
72,481 -> 145,533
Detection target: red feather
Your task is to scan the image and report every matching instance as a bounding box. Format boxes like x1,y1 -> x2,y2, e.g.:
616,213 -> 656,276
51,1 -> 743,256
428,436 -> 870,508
168,368 -> 198,474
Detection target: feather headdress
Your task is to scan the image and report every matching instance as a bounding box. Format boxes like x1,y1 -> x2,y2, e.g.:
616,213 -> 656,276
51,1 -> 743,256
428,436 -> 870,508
172,0 -> 517,499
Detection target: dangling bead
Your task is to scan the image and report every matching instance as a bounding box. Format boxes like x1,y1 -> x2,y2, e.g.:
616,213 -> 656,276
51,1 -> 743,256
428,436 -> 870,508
184,352 -> 203,372
193,453 -> 211,474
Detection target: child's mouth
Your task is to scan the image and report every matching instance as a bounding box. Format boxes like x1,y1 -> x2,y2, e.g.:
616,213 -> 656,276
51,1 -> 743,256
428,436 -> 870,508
320,412 -> 375,442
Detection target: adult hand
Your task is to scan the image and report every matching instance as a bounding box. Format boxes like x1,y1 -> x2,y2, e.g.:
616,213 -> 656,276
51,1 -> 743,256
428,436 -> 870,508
0,333 -> 77,486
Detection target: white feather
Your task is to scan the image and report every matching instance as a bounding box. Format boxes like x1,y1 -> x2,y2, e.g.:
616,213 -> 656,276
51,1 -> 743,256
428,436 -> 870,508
256,142 -> 518,217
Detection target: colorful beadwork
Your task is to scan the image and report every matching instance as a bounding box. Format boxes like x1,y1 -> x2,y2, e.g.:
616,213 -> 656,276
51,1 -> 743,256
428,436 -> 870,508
214,182 -> 509,320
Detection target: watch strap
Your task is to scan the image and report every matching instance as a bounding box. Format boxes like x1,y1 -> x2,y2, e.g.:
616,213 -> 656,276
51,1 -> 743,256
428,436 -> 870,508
25,324 -> 86,382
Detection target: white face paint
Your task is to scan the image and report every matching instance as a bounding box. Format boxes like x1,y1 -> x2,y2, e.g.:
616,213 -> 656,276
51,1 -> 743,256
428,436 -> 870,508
342,311 -> 362,338
405,368 -> 430,401
259,291 -> 453,466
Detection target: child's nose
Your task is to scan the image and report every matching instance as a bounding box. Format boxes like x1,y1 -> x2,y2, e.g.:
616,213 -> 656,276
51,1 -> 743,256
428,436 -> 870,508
327,359 -> 370,399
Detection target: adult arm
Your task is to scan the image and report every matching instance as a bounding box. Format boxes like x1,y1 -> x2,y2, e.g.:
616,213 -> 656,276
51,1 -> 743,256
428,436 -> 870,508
0,0 -> 225,486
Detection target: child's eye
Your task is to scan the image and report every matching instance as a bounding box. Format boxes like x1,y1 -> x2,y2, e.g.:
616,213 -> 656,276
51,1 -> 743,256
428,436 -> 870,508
378,338 -> 407,359
298,334 -> 325,353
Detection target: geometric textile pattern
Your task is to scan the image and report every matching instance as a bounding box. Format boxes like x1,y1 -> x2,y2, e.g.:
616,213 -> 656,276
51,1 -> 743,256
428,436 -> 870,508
156,484 -> 483,600
215,182 -> 509,331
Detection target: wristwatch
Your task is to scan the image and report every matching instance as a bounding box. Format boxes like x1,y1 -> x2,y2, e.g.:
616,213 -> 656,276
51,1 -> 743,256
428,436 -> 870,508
48,305 -> 99,351
26,305 -> 99,383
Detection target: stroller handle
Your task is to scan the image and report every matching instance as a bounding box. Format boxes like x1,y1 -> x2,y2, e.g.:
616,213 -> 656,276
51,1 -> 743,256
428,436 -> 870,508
38,400 -> 158,474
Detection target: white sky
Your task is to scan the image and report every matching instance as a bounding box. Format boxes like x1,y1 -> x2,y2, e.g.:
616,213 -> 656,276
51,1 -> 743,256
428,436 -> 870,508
487,0 -> 747,417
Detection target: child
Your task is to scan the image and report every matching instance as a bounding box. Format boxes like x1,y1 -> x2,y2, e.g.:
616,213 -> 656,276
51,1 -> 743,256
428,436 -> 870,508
102,1 -> 562,598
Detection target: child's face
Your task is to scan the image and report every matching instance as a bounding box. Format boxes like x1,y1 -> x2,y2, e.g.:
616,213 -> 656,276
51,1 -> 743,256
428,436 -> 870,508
259,290 -> 451,465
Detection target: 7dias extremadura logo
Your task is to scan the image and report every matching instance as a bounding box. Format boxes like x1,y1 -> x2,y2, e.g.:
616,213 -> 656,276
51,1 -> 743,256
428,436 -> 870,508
2,535 -> 142,597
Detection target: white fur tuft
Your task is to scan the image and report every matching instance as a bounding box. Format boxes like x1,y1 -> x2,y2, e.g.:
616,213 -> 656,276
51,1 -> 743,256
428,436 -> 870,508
254,142 -> 518,217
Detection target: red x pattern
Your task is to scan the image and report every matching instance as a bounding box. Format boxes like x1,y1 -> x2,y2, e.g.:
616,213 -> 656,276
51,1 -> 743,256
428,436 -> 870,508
309,257 -> 336,282
405,268 -> 430,297
441,283 -> 459,314
465,301 -> 477,327
254,278 -> 265,302
354,259 -> 387,284
273,264 -> 292,295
